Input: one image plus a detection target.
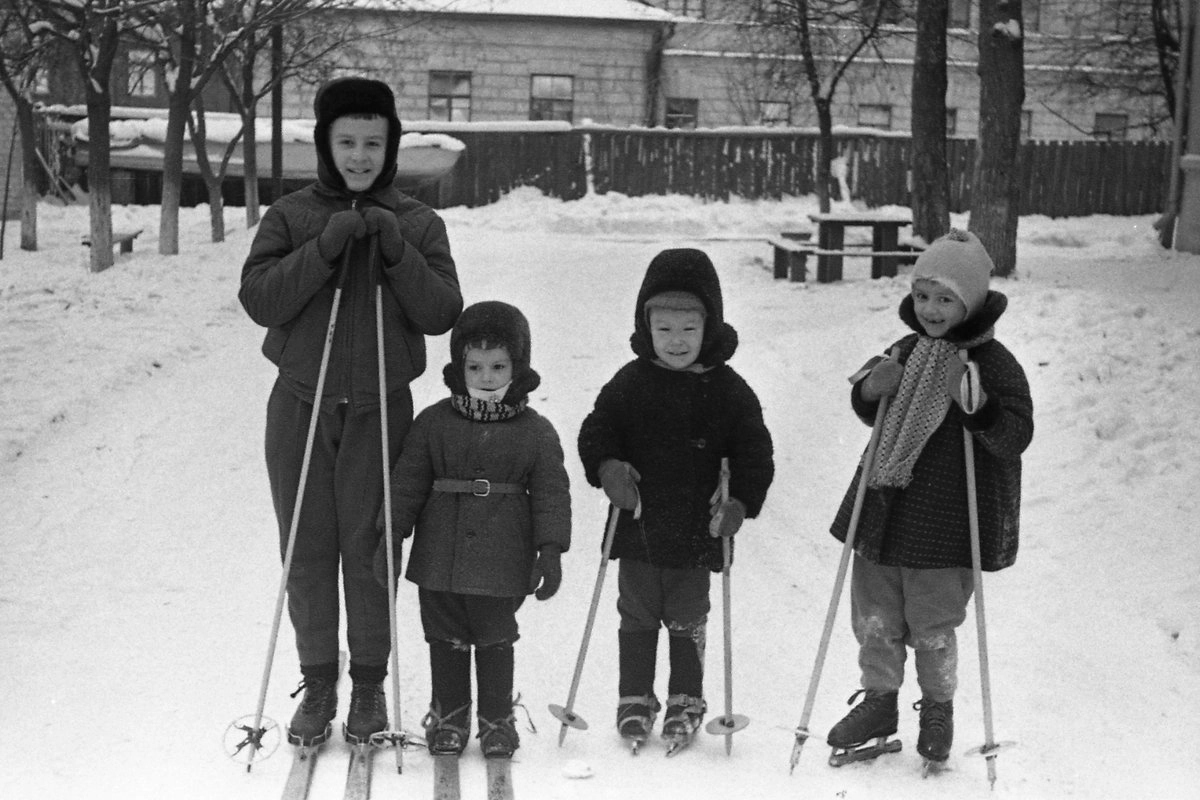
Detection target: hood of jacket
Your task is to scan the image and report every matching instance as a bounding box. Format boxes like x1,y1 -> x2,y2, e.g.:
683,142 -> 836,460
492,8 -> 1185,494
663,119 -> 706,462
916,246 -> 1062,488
630,248 -> 738,366
899,289 -> 1008,344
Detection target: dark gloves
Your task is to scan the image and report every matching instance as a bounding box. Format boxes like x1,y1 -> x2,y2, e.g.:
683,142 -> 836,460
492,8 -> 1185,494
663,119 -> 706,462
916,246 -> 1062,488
317,209 -> 366,262
529,545 -> 562,600
708,497 -> 746,538
362,207 -> 406,264
598,459 -> 640,510
860,355 -> 904,402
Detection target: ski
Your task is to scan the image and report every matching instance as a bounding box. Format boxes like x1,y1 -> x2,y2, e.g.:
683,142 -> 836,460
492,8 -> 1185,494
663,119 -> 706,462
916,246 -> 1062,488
828,736 -> 902,767
485,758 -> 515,800
344,742 -> 374,800
281,743 -> 323,800
432,754 -> 461,800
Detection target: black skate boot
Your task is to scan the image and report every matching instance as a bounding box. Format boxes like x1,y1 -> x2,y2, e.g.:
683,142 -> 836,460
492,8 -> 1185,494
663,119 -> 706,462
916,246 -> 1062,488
287,675 -> 338,746
826,689 -> 901,767
478,714 -> 520,759
661,694 -> 706,756
914,697 -> 954,774
344,681 -> 388,744
616,694 -> 660,752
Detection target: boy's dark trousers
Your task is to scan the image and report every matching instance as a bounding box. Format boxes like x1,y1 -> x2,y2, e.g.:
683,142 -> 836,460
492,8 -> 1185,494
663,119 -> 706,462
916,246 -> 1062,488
265,379 -> 413,680
616,559 -> 709,699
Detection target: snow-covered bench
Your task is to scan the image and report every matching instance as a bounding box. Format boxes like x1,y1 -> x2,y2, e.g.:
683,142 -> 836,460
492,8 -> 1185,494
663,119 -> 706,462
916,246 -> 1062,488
81,228 -> 144,255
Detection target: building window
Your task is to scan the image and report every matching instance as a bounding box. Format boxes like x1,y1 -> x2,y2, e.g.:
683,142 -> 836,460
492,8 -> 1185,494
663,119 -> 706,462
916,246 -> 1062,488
530,74 -> 574,122
667,0 -> 708,16
1020,109 -> 1033,141
429,71 -> 472,122
758,100 -> 790,127
860,0 -> 906,25
857,103 -> 892,131
945,108 -> 958,137
665,98 -> 699,129
127,49 -> 157,98
1093,113 -> 1128,141
949,0 -> 970,28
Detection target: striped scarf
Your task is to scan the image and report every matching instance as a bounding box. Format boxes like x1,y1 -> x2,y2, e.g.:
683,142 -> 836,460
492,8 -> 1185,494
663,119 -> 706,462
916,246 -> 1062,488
450,394 -> 526,423
868,329 -> 993,489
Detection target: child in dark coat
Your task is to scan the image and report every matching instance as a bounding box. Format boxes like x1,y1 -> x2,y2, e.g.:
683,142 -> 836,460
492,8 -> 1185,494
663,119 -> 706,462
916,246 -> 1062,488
577,248 -> 774,748
239,77 -> 462,746
369,301 -> 571,759
826,230 -> 1033,768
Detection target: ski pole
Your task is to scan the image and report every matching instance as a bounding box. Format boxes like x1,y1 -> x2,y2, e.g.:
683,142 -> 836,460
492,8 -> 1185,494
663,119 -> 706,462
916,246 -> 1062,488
549,501 -> 626,745
369,232 -> 410,774
238,227 -> 357,771
704,458 -> 749,753
957,350 -> 1011,789
789,347 -> 898,774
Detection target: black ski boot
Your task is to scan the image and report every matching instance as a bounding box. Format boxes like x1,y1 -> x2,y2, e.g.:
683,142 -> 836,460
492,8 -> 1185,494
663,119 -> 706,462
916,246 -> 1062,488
478,715 -> 520,759
914,697 -> 954,768
422,701 -> 471,756
661,694 -> 706,755
344,681 -> 388,744
826,689 -> 901,766
287,675 -> 338,746
617,694 -> 660,749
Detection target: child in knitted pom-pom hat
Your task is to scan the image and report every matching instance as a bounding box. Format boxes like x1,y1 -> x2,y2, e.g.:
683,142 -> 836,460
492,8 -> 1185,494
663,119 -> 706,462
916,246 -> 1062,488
577,247 -> 775,748
824,229 -> 1033,768
239,76 -> 462,747
368,301 -> 571,760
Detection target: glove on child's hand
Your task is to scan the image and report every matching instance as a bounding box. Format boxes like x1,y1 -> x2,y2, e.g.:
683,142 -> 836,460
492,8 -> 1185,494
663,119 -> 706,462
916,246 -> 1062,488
317,209 -> 366,262
598,459 -> 640,510
708,497 -> 746,538
529,545 -> 562,600
362,207 -> 406,264
861,356 -> 904,402
945,356 -> 987,413
372,537 -> 403,590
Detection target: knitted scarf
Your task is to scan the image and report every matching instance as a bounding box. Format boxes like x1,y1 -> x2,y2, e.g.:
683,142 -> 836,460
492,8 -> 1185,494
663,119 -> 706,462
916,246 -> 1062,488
868,328 -> 993,489
450,394 -> 526,423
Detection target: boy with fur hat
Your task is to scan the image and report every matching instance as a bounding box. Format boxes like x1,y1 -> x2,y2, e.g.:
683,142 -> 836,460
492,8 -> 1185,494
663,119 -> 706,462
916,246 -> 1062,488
367,301 -> 571,759
239,77 -> 462,746
577,248 -> 774,750
826,229 -> 1033,769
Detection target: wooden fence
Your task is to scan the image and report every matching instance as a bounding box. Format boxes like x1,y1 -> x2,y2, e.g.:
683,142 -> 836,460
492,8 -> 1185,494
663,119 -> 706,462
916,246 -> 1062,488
86,125 -> 1170,218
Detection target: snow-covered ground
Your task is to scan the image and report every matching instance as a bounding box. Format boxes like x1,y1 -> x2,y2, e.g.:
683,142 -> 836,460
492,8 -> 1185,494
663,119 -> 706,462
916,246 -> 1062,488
1,189 -> 1197,799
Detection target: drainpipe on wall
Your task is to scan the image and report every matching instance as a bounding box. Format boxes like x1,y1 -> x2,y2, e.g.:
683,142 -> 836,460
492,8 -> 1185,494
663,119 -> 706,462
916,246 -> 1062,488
1174,2 -> 1200,252
645,22 -> 674,127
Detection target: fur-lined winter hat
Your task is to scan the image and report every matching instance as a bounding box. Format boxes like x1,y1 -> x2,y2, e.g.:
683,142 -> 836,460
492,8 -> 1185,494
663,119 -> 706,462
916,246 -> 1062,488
312,77 -> 402,193
911,228 -> 994,319
631,248 -> 738,366
443,301 -> 541,403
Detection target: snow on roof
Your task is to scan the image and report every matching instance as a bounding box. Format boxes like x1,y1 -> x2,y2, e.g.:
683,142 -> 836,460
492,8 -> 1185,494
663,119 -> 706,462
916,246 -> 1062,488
350,0 -> 675,23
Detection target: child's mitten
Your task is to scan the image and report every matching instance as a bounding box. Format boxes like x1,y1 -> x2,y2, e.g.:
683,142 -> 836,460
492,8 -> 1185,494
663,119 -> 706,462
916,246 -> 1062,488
529,545 -> 562,600
708,497 -> 746,538
317,209 -> 366,262
362,207 -> 407,264
598,459 -> 640,510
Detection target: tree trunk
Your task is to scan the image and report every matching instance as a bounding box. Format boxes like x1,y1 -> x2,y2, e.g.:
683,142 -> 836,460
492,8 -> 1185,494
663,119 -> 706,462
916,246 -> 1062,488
17,98 -> 38,251
85,92 -> 114,273
815,97 -> 834,212
240,53 -> 261,227
971,0 -> 1025,277
159,0 -> 198,256
910,0 -> 951,245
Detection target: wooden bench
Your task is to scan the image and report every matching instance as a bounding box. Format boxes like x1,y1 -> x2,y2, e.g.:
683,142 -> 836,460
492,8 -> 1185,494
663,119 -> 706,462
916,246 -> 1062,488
81,228 -> 144,255
768,233 -> 815,282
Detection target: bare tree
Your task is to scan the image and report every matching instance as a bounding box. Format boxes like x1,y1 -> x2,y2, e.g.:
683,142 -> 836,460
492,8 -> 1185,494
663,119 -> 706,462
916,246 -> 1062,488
1031,0 -> 1183,137
970,0 -> 1024,278
748,0 -> 900,211
910,0 -> 950,244
21,0 -> 158,272
0,2 -> 52,252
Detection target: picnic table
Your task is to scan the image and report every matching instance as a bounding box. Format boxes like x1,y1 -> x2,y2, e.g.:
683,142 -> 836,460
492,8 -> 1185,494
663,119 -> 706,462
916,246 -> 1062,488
807,211 -> 915,282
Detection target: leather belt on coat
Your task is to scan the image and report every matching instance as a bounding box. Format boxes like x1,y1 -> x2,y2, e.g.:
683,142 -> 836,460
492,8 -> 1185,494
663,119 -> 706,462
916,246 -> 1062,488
432,478 -> 527,497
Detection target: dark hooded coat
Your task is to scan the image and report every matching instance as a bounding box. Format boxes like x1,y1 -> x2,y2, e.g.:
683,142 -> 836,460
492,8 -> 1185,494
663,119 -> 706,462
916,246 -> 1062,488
239,77 -> 462,412
577,249 -> 774,572
830,292 -> 1033,571
389,302 -> 571,597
